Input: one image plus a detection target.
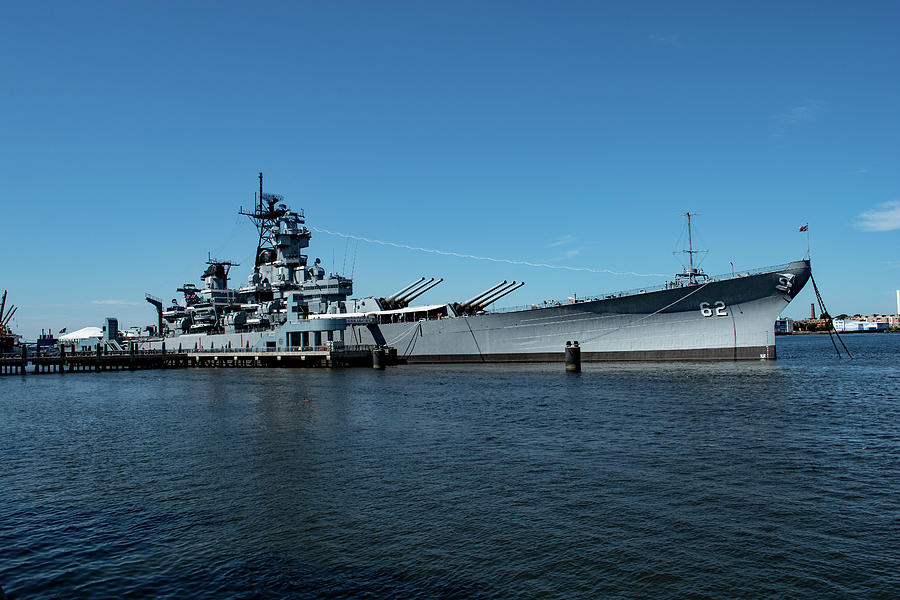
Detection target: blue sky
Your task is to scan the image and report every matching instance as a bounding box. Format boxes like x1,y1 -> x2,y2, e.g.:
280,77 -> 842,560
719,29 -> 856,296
2,1 -> 898,337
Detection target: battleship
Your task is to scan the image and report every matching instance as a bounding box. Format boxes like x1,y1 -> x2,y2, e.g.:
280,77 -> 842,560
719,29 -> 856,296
140,173 -> 811,361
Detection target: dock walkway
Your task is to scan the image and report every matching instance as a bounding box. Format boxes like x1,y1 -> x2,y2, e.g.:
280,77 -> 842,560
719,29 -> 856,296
0,344 -> 396,375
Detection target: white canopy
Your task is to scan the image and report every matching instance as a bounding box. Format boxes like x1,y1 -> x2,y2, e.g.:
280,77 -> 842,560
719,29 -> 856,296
369,303 -> 447,316
59,326 -> 102,341
313,304 -> 448,319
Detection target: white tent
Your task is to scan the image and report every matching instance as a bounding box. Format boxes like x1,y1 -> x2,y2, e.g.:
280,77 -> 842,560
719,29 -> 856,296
59,327 -> 102,341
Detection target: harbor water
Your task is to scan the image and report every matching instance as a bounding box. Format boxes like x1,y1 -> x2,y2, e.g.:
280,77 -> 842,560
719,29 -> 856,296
1,334 -> 897,598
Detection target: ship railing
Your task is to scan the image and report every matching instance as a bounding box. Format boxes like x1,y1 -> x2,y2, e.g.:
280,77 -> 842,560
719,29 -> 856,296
66,349 -> 170,357
485,262 -> 795,314
186,344 -> 376,354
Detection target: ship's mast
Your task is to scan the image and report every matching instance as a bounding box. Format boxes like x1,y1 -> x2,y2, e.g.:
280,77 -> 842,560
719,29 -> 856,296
238,172 -> 293,268
674,212 -> 707,284
686,211 -> 695,274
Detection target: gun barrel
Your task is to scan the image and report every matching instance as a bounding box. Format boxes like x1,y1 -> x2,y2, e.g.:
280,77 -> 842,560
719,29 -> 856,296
473,281 -> 517,308
396,278 -> 435,304
385,277 -> 426,303
460,281 -> 507,308
476,281 -> 525,310
402,278 -> 443,305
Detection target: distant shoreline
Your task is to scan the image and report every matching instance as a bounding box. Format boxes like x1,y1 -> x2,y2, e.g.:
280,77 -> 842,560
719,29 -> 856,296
781,330 -> 898,336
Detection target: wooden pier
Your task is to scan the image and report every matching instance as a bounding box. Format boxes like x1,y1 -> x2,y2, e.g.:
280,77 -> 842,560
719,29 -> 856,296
0,344 -> 397,375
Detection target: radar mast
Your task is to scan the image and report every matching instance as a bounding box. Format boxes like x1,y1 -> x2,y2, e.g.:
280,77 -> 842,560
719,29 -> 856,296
238,172 -> 304,268
674,212 -> 708,284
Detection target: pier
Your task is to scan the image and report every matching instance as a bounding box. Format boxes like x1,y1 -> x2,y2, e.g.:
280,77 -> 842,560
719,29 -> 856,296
0,344 -> 398,375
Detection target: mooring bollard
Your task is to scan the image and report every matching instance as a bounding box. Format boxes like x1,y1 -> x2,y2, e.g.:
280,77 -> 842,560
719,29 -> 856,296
372,347 -> 386,370
565,340 -> 581,373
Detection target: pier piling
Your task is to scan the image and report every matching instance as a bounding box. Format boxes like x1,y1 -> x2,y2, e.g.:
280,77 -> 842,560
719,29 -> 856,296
565,341 -> 581,373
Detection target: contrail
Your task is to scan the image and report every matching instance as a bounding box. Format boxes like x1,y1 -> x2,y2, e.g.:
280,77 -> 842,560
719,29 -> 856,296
310,226 -> 667,277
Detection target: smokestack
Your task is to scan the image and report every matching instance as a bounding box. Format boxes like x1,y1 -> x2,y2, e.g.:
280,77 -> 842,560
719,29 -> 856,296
811,303 -> 816,319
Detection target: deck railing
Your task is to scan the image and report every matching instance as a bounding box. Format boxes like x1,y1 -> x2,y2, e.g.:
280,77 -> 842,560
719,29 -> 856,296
187,344 -> 375,354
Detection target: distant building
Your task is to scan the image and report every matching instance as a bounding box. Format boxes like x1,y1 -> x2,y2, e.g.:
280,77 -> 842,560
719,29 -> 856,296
856,314 -> 899,327
774,317 -> 794,334
793,318 -> 828,331
862,314 -> 900,328
833,319 -> 890,332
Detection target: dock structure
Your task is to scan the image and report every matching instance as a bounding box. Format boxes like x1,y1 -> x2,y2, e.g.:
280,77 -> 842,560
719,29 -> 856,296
183,345 -> 392,368
0,344 -> 397,375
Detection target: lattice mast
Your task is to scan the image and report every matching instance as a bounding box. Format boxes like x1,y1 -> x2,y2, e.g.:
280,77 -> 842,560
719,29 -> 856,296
239,172 -> 293,268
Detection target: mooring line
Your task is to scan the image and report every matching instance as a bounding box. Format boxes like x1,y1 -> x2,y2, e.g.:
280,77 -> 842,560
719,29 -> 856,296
810,271 -> 852,359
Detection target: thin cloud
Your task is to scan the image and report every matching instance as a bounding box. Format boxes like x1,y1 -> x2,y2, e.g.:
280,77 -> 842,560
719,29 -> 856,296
649,34 -> 681,47
855,200 -> 900,232
854,168 -> 871,174
91,299 -> 139,305
776,100 -> 825,124
548,249 -> 581,262
547,234 -> 575,248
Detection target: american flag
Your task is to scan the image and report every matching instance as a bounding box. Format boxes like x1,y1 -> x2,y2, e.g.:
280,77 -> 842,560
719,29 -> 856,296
58,328 -> 66,334
799,224 -> 808,232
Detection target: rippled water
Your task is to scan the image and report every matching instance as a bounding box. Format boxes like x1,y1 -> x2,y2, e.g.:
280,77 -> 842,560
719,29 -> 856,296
1,334 -> 898,599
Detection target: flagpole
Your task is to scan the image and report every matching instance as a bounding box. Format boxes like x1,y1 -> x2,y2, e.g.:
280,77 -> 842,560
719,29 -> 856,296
799,223 -> 810,260
806,222 -> 810,260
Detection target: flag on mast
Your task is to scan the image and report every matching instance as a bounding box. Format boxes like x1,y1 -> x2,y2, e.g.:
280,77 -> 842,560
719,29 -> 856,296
799,224 -> 808,232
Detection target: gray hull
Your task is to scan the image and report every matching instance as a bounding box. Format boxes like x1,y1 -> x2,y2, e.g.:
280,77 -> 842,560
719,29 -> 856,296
146,260 -> 810,363
345,260 -> 811,362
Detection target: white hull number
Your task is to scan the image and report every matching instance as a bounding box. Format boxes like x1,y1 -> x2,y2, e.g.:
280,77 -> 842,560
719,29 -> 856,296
700,301 -> 728,317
